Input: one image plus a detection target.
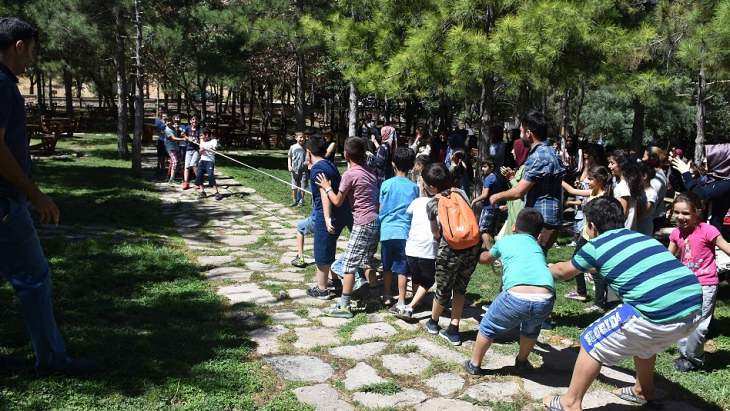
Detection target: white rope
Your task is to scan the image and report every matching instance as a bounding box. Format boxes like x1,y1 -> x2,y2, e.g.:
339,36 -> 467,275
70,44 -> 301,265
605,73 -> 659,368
186,139 -> 313,195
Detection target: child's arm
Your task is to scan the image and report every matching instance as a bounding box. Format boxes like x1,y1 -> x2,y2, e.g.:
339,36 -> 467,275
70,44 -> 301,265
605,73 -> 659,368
287,149 -> 293,172
667,241 -> 679,256
320,186 -> 335,233
715,235 -> 730,256
471,186 -> 490,206
315,174 -> 346,207
561,180 -> 591,197
617,196 -> 630,217
549,261 -> 582,281
479,250 -> 496,265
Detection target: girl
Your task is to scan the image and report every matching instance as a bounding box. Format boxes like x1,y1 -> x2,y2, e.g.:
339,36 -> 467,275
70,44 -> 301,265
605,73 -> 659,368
562,166 -> 612,303
668,193 -> 730,371
608,150 -> 645,230
636,163 -> 659,236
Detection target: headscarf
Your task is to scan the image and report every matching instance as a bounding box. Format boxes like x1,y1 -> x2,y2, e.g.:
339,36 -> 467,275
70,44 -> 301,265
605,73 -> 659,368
380,125 -> 396,146
706,143 -> 730,180
513,138 -> 529,167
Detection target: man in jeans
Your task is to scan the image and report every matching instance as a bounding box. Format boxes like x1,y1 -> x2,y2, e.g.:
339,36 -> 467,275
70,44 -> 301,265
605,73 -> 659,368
0,17 -> 96,374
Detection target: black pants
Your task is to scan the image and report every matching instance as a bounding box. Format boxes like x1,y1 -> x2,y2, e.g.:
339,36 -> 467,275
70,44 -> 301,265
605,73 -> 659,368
572,236 -> 609,308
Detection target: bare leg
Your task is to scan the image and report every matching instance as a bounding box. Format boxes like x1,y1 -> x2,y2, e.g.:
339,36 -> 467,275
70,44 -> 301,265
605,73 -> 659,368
184,167 -> 190,183
315,264 -> 330,290
431,299 -> 444,322
516,336 -> 537,362
548,347 -> 602,411
632,355 -> 656,401
450,292 -> 465,327
470,332 -> 494,366
408,284 -> 429,309
296,232 -> 305,257
342,273 -> 355,295
397,275 -> 408,305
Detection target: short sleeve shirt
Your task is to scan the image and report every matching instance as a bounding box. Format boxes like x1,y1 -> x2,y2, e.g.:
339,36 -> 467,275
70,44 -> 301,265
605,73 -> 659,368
154,118 -> 166,142
522,142 -> 565,226
669,222 -> 721,286
339,164 -> 379,226
490,233 -> 554,291
613,179 -> 639,230
185,126 -> 201,151
572,228 -> 702,324
288,143 -> 307,173
481,173 -> 505,213
0,64 -> 29,199
379,176 -> 419,240
310,159 -> 350,224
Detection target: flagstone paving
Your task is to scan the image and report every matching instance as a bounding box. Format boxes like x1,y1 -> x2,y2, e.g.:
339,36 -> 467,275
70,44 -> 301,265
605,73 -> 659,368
157,173 -> 698,410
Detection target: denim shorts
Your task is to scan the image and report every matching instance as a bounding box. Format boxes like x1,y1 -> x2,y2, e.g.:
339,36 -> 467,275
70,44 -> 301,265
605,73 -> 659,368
381,239 -> 407,274
297,215 -> 314,236
479,290 -> 555,339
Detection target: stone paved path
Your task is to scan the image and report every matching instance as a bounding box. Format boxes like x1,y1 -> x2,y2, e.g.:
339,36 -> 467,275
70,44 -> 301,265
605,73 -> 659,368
156,171 -> 696,410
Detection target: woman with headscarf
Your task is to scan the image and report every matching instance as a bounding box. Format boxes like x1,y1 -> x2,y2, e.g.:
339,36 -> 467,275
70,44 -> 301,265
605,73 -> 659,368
495,138 -> 530,239
367,121 -> 396,186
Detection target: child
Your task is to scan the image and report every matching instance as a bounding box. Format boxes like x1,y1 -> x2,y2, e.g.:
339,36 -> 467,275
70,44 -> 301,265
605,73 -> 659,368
291,213 -> 313,268
379,147 -> 419,309
163,116 -> 183,184
636,163 -> 658,236
669,193 -> 730,372
422,162 -> 480,345
471,158 -> 506,248
315,137 -> 378,318
561,166 -> 611,304
306,135 -> 352,300
155,111 -> 168,175
288,132 -> 308,207
182,116 -> 201,190
195,129 -> 223,201
394,178 -> 439,319
608,150 -> 645,230
546,197 -> 702,410
465,208 -> 555,375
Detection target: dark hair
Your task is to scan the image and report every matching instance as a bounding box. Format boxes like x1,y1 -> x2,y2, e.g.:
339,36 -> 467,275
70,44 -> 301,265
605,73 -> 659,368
308,134 -> 327,157
520,110 -> 548,141
584,197 -> 625,234
514,208 -> 544,237
588,166 -> 612,194
481,157 -> 494,169
393,147 -> 415,172
619,160 -> 644,198
639,163 -> 656,186
344,136 -> 366,164
0,18 -> 38,50
422,162 -> 451,192
673,193 -> 701,215
415,154 -> 430,167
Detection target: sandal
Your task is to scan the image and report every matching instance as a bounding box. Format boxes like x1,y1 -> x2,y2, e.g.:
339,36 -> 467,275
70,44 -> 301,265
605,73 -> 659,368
544,395 -> 565,411
613,386 -> 647,405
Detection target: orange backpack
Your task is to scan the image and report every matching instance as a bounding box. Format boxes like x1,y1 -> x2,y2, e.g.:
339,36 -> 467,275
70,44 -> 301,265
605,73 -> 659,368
437,190 -> 480,250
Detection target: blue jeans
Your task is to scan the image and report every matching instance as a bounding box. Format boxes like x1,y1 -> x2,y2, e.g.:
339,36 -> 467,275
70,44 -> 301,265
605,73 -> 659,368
0,197 -> 67,368
195,160 -> 216,187
479,290 -> 555,339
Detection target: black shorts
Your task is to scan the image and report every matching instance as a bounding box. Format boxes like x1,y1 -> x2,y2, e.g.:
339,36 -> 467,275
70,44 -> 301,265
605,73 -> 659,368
406,256 -> 436,289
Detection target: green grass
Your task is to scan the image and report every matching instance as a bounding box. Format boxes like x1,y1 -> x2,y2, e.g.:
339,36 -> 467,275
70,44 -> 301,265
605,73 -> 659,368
0,134 -> 299,409
358,381 -> 401,395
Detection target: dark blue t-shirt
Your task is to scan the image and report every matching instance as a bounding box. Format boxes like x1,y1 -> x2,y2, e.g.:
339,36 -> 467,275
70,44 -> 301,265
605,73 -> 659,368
0,64 -> 29,200
154,118 -> 166,142
310,159 -> 350,225
482,172 -> 506,213
185,125 -> 201,152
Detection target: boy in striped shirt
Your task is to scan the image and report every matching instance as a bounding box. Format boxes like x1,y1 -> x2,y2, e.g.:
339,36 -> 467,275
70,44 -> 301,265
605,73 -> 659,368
545,197 -> 701,411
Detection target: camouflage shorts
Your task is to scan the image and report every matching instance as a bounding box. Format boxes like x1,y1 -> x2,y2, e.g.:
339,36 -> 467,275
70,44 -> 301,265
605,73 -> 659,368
434,242 -> 480,306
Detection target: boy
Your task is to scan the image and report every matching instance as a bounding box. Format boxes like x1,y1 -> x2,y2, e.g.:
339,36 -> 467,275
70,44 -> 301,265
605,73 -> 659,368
545,197 -> 702,411
306,135 -> 352,300
471,158 -> 506,248
288,132 -> 308,207
379,147 -> 419,309
422,162 -> 480,345
315,137 -> 379,318
195,129 -> 223,201
182,115 -> 201,190
464,208 -> 555,375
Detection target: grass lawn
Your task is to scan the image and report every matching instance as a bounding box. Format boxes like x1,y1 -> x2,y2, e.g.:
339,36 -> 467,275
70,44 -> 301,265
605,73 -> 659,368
0,135 -> 302,409
219,148 -> 730,409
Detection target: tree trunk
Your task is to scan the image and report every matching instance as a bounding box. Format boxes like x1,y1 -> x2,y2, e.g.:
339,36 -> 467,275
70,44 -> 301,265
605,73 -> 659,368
631,97 -> 645,154
295,52 -> 305,131
131,0 -> 144,176
63,69 -> 73,115
76,77 -> 83,108
695,67 -> 706,164
248,77 -> 254,137
559,88 -> 571,138
348,81 -> 357,137
37,71 -> 45,113
48,74 -> 54,115
113,3 -> 129,158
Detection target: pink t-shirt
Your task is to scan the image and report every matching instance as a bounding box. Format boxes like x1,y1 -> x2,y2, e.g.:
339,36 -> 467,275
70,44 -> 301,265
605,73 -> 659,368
669,222 -> 720,285
339,164 -> 379,225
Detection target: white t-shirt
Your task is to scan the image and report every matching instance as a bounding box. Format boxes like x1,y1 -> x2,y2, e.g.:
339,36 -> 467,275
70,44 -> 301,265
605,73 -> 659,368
613,179 -> 638,230
636,186 -> 658,235
199,139 -> 218,162
405,197 -> 438,259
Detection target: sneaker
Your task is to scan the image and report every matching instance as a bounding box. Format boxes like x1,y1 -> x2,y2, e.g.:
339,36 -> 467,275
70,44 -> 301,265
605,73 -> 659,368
674,357 -> 697,372
439,327 -> 462,346
381,295 -> 396,307
181,182 -> 190,190
515,357 -> 534,373
168,178 -> 175,185
393,305 -> 413,320
306,286 -> 333,300
198,191 -> 207,199
290,201 -> 299,207
291,255 -> 307,268
564,291 -> 588,302
481,304 -> 490,313
584,305 -> 604,313
214,193 -> 223,201
324,303 -> 354,318
424,318 -> 440,335
463,360 -> 482,376
37,357 -> 100,377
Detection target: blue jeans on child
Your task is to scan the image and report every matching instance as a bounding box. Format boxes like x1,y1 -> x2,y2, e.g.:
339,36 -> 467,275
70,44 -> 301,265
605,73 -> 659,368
195,160 -> 216,187
479,290 -> 555,339
0,197 -> 68,368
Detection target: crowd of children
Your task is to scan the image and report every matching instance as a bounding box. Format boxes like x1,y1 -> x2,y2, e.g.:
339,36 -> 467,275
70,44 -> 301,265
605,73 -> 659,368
282,118 -> 726,411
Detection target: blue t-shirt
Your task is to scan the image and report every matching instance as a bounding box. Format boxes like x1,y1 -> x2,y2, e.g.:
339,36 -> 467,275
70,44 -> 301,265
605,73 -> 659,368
491,233 -> 554,291
154,118 -> 166,142
481,172 -> 505,213
572,228 -> 702,324
379,176 -> 419,240
310,159 -> 350,226
0,64 -> 30,200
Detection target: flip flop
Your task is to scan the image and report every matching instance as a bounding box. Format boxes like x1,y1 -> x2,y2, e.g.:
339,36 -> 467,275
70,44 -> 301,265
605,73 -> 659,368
544,395 -> 565,411
613,386 -> 647,405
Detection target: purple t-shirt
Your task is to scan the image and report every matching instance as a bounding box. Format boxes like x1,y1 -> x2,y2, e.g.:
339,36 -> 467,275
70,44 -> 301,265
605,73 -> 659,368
339,164 -> 379,225
669,222 -> 720,286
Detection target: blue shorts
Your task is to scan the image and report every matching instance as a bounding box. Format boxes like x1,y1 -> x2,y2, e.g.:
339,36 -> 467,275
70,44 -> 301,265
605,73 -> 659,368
479,290 -> 555,339
312,214 -> 351,267
381,239 -> 407,274
297,216 -> 314,236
